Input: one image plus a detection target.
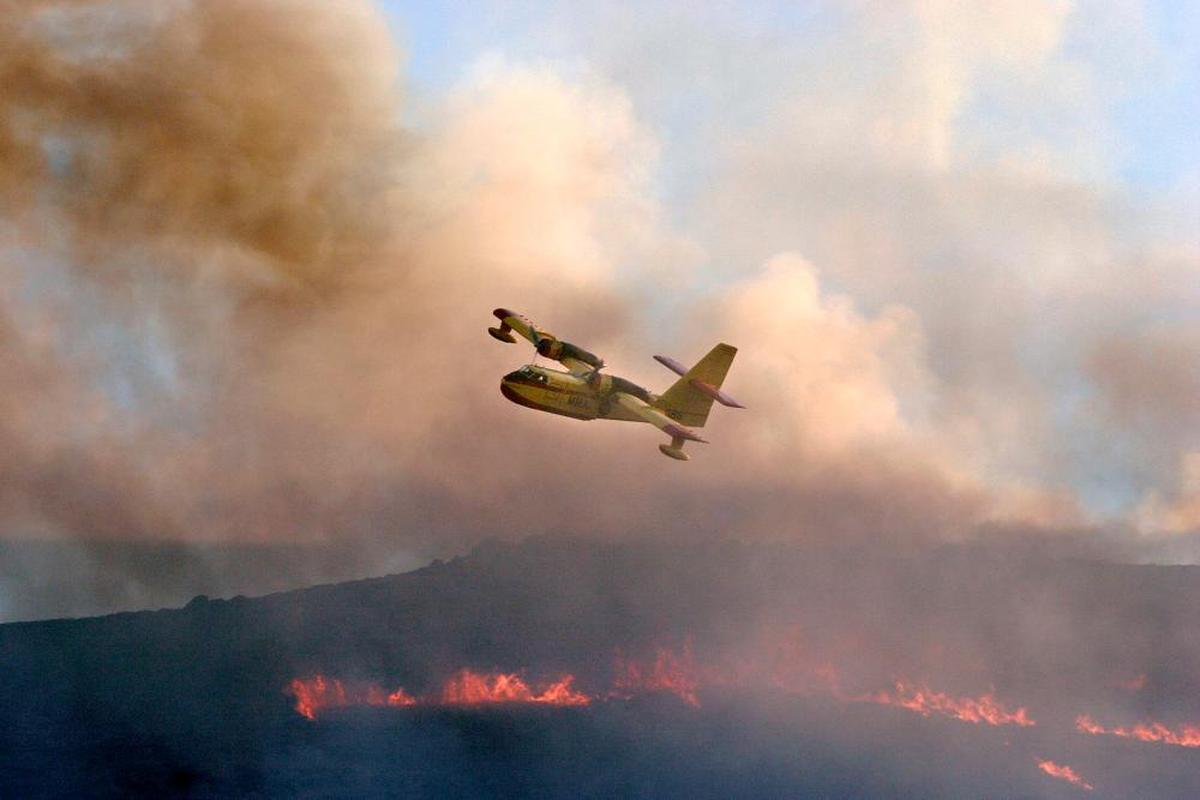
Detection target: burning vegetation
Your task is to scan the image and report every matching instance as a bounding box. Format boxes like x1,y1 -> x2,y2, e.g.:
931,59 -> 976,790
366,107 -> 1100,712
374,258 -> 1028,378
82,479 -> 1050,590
1075,715 -> 1200,748
1038,759 -> 1094,792
855,680 -> 1035,727
610,645 -> 703,707
285,622 -> 1200,797
289,675 -> 419,721
287,641 -> 1039,729
7,537 -> 1200,798
288,671 -> 588,720
440,670 -> 590,707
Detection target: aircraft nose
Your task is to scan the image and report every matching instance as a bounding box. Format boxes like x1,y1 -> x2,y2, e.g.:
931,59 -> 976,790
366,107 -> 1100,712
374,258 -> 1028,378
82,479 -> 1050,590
500,380 -> 523,405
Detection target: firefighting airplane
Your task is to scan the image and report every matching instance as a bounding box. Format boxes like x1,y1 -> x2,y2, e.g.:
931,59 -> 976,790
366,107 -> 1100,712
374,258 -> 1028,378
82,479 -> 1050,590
488,308 -> 742,460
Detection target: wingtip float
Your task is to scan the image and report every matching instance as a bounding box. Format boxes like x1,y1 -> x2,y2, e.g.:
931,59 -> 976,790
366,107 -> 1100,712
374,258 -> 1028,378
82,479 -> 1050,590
489,308 -> 742,460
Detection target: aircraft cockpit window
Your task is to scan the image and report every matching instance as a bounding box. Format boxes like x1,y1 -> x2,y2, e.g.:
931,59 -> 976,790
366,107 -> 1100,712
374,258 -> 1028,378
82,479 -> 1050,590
518,366 -> 548,383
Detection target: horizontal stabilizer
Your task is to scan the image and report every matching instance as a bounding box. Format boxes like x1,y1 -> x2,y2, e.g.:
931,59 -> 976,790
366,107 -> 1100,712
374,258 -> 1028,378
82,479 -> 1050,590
663,422 -> 707,444
654,354 -> 689,377
654,343 -> 738,428
689,379 -> 744,408
613,393 -> 708,445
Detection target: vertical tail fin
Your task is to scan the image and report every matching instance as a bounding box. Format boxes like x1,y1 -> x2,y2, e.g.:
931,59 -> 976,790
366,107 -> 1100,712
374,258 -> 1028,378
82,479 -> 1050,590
653,343 -> 739,428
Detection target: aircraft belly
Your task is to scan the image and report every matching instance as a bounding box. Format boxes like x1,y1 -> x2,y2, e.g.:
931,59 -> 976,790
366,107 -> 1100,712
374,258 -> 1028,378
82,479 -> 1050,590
599,403 -> 646,423
501,381 -> 597,420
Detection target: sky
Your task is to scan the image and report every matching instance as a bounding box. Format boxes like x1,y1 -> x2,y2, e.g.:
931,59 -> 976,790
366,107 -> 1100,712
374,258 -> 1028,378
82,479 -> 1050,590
371,0 -> 1200,534
0,0 -> 1198,618
380,1 -> 1200,197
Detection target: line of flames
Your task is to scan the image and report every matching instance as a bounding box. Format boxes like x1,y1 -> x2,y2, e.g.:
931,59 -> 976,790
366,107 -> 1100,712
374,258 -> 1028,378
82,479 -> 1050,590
856,680 -> 1035,727
1037,759 -> 1094,791
610,645 -> 702,707
289,671 -> 589,721
286,644 -> 1200,798
292,653 -> 1200,750
1076,714 -> 1200,748
766,661 -> 1035,727
288,646 -> 1036,728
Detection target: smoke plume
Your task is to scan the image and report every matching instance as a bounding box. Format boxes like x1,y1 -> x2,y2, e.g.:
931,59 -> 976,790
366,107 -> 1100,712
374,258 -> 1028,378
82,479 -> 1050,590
0,0 -> 1197,618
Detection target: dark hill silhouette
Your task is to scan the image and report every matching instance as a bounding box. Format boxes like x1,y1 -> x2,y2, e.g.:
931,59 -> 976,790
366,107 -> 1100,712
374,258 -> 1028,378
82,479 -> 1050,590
2,536 -> 1198,798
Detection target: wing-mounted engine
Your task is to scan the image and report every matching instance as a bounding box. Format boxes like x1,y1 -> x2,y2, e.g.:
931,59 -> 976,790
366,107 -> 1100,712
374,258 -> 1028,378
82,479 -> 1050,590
535,338 -> 604,372
489,308 -> 605,376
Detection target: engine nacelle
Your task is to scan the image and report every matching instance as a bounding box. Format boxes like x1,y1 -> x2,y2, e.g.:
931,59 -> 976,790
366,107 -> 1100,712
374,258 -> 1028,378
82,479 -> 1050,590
536,338 -> 604,370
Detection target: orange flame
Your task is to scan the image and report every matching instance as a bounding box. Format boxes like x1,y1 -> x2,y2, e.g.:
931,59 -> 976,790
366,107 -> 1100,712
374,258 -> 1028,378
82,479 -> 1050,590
1037,759 -> 1093,791
859,681 -> 1035,727
289,675 -> 343,720
289,648 -> 1038,727
287,639 -> 1039,730
611,645 -> 702,707
386,687 -> 418,707
440,670 -> 590,706
1075,714 -> 1200,748
288,671 -> 588,719
287,675 -> 417,720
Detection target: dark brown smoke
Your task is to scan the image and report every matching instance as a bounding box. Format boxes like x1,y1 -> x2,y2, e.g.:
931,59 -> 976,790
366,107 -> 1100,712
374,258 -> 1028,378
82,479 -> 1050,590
1,0 -> 401,295
0,0 -> 654,571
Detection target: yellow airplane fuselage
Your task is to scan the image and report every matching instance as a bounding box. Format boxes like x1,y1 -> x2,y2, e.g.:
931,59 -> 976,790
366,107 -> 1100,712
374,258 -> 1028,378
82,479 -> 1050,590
500,365 -> 644,422
489,307 -> 739,459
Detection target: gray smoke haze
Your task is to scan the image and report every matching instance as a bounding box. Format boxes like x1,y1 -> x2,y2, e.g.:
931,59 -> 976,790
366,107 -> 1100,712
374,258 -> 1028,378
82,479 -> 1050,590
4,537 -> 1200,798
0,0 -> 1197,619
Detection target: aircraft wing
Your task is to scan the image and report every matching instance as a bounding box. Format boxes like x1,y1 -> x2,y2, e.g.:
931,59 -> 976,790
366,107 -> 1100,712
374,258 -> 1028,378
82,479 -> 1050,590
613,392 -> 708,444
489,308 -> 605,375
490,308 -> 553,347
559,357 -> 597,378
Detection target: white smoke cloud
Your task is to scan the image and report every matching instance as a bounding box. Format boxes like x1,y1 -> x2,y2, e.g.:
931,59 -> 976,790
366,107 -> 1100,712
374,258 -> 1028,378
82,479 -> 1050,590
0,0 -> 1197,620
